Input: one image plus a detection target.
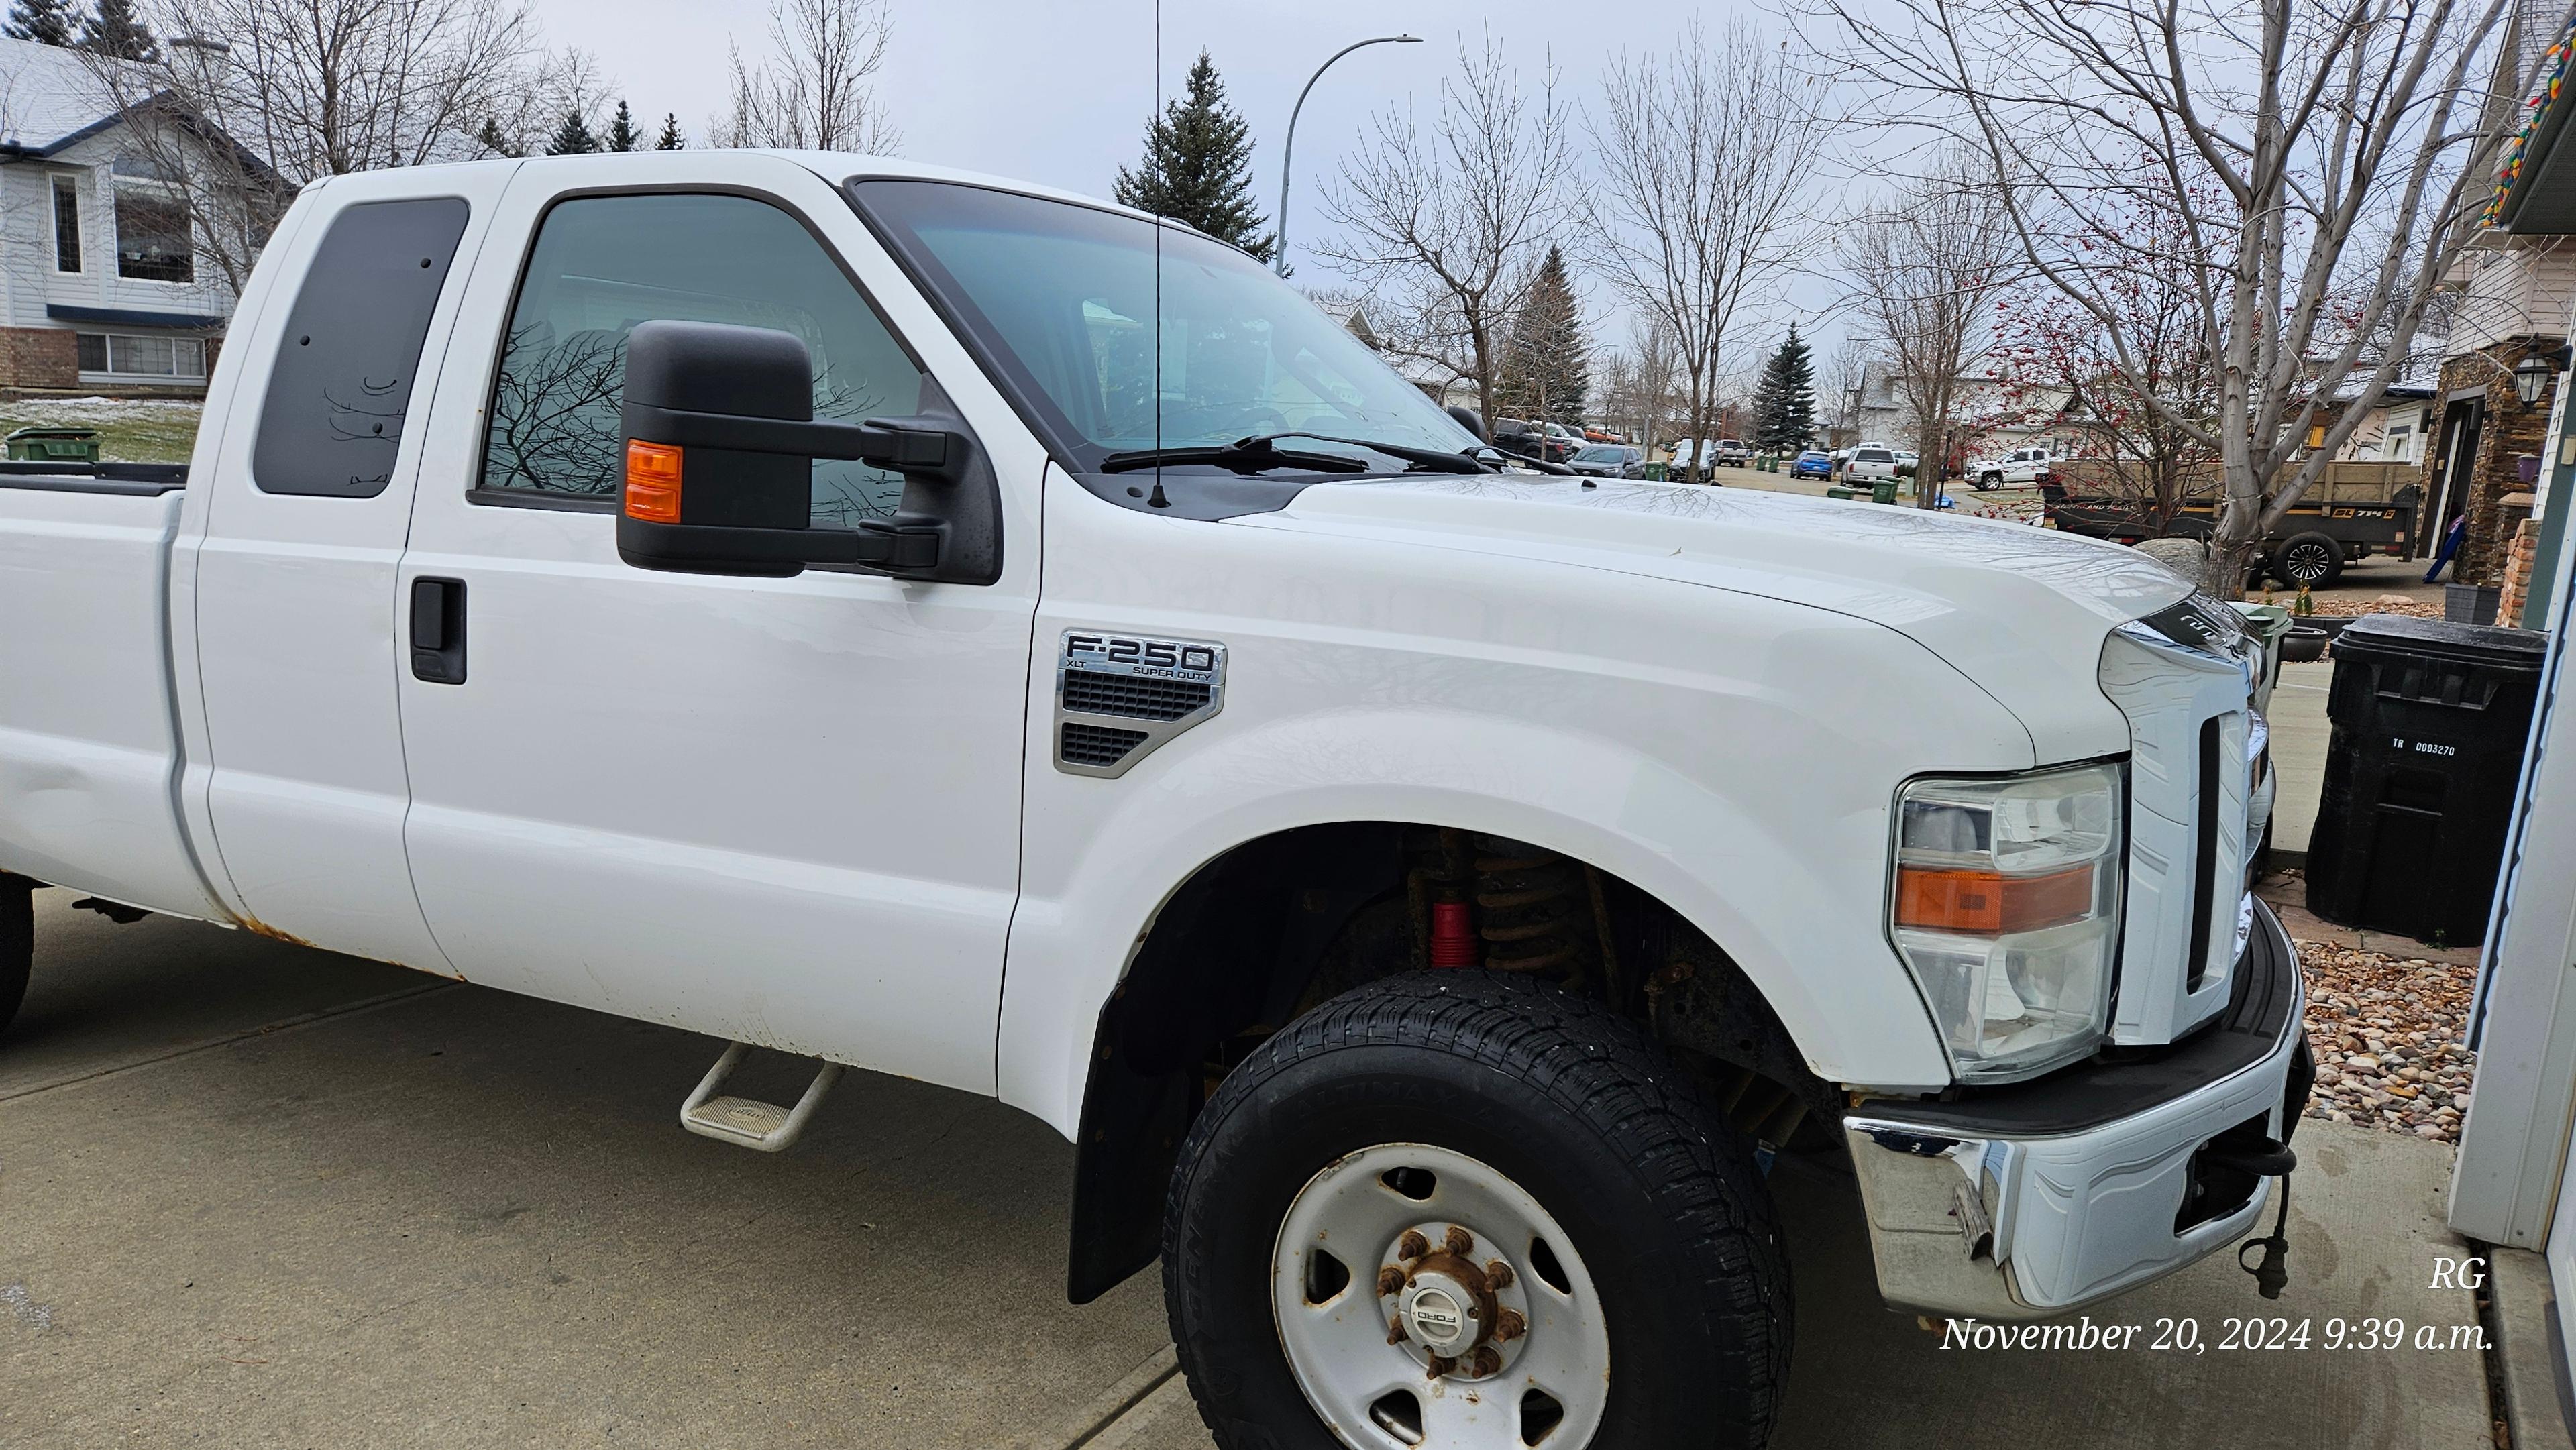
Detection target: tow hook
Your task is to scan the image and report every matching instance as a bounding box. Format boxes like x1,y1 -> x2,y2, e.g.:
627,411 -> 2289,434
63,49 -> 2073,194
2221,1138 -> 2298,1300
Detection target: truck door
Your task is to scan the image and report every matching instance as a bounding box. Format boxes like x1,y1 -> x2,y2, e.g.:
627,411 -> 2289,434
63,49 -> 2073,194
185,166 -> 515,967
391,155 -> 1040,1095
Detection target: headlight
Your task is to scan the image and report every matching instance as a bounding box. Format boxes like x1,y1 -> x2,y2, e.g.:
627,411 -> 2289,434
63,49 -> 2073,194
1890,762 -> 2124,1082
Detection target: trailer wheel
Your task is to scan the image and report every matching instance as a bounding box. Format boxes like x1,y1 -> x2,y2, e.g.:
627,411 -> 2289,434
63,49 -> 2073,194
0,875 -> 32,1042
1163,970 -> 1790,1450
2272,532 -> 2344,590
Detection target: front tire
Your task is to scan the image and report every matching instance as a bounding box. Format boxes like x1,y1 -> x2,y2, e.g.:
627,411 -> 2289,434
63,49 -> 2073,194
1163,971 -> 1790,1450
1,875 -> 33,1042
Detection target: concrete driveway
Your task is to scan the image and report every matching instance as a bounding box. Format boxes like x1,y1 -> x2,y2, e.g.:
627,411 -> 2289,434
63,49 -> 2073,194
1,893 -> 2497,1449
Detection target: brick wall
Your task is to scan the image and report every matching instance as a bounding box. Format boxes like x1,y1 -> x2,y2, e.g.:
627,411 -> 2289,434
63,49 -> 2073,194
2430,339 -> 2560,587
2500,518 -> 2541,625
0,327 -> 78,390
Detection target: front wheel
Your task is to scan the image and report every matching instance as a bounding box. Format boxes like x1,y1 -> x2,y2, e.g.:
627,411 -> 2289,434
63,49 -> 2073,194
1,875 -> 33,1042
1163,970 -> 1789,1450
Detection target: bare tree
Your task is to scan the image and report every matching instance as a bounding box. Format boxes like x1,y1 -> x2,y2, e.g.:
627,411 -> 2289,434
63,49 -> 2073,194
1839,156 -> 2018,508
1318,33 -> 1576,435
709,0 -> 899,154
1823,336 -> 1874,443
1585,21 -> 1821,480
1810,0 -> 2549,592
76,0 -> 535,291
1592,320 -> 1687,451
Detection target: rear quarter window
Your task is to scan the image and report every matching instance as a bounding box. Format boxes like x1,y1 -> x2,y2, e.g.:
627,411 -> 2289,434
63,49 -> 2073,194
252,197 -> 471,498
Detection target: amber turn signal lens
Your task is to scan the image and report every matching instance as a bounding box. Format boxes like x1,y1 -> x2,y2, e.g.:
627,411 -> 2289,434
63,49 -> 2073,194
624,441 -> 683,523
1894,863 -> 2094,936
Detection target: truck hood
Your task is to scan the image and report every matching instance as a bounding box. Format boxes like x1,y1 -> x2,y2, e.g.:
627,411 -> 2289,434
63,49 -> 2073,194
1234,476 -> 2195,763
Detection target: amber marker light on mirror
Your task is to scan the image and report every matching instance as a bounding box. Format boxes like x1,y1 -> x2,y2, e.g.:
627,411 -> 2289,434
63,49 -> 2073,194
625,441 -> 683,523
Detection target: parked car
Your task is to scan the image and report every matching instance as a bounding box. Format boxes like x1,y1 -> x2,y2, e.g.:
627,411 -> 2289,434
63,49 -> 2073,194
1567,443 -> 1645,477
1490,417 -> 1540,459
1712,439 -> 1752,467
1894,449 -> 1921,478
1790,448 -> 1834,479
0,150 -> 2306,1447
1839,444 -> 1901,482
1972,445 -> 2053,490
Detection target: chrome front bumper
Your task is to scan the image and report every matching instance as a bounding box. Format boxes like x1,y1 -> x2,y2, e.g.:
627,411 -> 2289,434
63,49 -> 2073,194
1843,899 -> 2309,1319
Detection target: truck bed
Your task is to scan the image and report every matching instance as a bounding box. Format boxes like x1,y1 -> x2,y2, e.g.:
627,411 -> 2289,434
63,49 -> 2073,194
0,461 -> 221,919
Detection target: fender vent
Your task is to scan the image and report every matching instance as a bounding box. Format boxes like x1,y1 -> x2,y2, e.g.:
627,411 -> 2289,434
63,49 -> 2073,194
1061,722 -> 1150,769
1053,630 -> 1228,779
1062,668 -> 1213,720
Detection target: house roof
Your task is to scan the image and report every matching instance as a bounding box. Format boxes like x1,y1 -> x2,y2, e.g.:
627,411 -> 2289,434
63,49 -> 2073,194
0,36 -> 159,156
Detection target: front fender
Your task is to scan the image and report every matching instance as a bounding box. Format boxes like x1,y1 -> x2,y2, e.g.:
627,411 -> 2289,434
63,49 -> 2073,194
1002,663 -> 2021,1139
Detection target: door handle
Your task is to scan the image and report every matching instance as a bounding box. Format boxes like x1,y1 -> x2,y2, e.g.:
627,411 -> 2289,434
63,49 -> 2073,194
410,577 -> 467,684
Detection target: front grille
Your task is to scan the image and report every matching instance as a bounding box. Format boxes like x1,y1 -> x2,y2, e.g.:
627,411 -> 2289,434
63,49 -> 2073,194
2100,608 -> 2259,1044
1061,668 -> 1212,720
1060,722 -> 1149,769
2187,716 -> 2224,991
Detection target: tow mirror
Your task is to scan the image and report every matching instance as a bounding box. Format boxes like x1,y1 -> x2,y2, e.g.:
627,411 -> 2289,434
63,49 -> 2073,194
614,319 -> 985,579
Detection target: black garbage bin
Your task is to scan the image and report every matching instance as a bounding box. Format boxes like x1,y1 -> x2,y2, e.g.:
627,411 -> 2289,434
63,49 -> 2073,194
2305,614 -> 2547,947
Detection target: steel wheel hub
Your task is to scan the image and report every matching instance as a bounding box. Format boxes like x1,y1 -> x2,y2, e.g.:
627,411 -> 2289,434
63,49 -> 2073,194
1272,1143 -> 1609,1448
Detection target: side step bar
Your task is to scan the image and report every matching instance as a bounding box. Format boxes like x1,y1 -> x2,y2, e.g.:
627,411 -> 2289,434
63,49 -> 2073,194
680,1042 -> 844,1152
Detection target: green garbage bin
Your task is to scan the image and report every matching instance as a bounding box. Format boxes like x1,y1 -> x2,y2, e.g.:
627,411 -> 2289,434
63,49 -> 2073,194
1826,486 -> 1857,500
1642,462 -> 1667,482
5,426 -> 100,464
1870,480 -> 1899,505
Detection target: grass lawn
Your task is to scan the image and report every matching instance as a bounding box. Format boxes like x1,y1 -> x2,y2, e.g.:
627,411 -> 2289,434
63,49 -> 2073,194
0,396 -> 203,465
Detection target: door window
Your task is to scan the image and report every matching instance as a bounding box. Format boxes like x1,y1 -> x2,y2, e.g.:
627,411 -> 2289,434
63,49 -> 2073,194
478,192 -> 922,527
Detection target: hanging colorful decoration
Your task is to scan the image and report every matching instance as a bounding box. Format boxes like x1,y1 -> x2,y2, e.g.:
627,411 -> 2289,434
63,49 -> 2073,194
2487,24 -> 2576,227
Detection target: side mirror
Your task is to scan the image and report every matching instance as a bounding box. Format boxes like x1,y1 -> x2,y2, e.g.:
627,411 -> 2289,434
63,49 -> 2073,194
1444,404 -> 1489,443
614,319 -> 979,578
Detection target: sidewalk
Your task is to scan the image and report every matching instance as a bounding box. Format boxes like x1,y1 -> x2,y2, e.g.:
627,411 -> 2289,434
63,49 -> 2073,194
0,895 -> 2502,1449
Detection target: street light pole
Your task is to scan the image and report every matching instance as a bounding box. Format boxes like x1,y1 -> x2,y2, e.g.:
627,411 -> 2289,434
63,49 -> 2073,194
1275,34 -> 1421,277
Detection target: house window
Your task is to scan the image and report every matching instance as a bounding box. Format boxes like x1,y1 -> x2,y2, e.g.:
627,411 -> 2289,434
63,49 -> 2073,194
76,332 -> 209,379
52,176 -> 80,272
115,186 -> 193,283
2386,425 -> 2412,463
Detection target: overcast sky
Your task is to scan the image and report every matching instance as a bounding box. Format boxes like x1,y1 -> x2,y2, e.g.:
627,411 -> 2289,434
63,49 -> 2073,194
537,0 -> 1852,361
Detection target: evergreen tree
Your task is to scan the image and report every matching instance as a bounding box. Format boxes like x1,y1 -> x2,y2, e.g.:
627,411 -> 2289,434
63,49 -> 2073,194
1111,51 -> 1273,262
606,99 -> 642,153
5,0 -> 76,46
654,113 -> 685,150
475,118 -> 523,158
78,0 -> 155,60
1750,324 -> 1818,452
545,109 -> 600,156
1497,246 -> 1590,426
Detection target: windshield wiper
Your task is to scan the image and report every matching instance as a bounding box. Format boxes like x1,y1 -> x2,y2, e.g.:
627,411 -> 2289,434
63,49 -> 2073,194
1233,430 -> 1494,474
1097,431 -> 1497,477
1097,436 -> 1374,475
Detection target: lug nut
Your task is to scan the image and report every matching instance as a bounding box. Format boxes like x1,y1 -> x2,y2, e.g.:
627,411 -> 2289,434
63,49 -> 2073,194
1443,1226 -> 1475,1257
1469,1346 -> 1503,1379
1387,1319 -> 1409,1345
1425,1353 -> 1456,1380
1493,1308 -> 1527,1343
1397,1229 -> 1430,1261
1485,1260 -> 1515,1290
1377,1266 -> 1407,1296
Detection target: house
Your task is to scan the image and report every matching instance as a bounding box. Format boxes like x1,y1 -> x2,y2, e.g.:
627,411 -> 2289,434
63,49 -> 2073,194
2406,1 -> 2576,589
0,36 -> 264,396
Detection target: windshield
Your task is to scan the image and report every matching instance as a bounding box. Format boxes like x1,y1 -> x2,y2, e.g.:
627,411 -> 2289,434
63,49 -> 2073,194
1573,445 -> 1620,462
849,179 -> 1479,475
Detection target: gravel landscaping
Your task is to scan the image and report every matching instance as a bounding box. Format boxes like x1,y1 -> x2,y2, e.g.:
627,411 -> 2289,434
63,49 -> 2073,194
2298,938 -> 2477,1143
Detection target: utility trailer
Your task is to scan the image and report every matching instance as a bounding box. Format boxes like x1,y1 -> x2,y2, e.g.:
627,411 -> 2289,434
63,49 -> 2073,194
2041,462 -> 2420,588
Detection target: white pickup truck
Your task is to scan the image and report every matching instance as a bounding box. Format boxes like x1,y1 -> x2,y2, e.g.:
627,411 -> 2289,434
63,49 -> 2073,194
0,152 -> 2308,1450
